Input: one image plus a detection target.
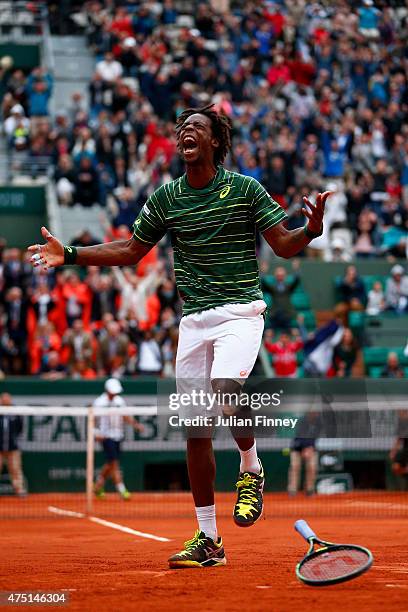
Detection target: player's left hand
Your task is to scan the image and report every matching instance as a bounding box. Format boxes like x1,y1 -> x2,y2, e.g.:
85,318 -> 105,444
302,191 -> 332,234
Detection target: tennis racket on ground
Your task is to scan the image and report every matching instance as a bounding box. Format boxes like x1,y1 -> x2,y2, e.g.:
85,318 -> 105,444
294,519 -> 373,586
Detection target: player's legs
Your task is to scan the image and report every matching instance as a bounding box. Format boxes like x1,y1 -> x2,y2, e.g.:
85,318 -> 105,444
187,437 -> 215,507
302,446 -> 318,495
169,314 -> 223,567
97,462 -> 113,483
288,450 -> 301,495
94,462 -> 111,497
209,302 -> 266,527
209,302 -> 264,465
95,439 -> 127,497
0,452 -> 4,477
109,459 -> 129,499
103,440 -> 129,500
176,314 -> 215,508
7,450 -> 25,495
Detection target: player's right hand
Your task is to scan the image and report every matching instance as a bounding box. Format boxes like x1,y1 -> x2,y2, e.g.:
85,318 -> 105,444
28,226 -> 64,270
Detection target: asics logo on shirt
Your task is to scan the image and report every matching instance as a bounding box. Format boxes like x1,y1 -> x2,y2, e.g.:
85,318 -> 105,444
219,185 -> 231,199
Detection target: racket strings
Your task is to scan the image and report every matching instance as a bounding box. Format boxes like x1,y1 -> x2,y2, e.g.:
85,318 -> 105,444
300,548 -> 370,581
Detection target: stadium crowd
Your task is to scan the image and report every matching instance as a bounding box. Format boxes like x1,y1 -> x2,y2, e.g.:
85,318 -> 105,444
1,0 -> 408,378
1,0 -> 408,259
0,239 -> 181,377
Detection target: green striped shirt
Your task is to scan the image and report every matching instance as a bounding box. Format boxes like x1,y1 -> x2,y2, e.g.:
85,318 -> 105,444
133,166 -> 287,315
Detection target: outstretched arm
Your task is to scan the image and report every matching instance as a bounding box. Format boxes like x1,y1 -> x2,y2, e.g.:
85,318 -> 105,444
28,226 -> 152,269
263,191 -> 332,259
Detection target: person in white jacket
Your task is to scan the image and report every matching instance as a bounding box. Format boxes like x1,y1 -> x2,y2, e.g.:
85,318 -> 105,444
113,264 -> 163,322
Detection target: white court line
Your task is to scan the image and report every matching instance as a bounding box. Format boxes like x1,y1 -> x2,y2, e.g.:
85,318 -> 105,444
373,566 -> 408,573
345,501 -> 408,510
47,506 -> 171,542
88,516 -> 171,542
48,506 -> 85,518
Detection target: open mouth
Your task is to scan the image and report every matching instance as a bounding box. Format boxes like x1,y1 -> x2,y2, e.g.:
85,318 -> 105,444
182,135 -> 198,154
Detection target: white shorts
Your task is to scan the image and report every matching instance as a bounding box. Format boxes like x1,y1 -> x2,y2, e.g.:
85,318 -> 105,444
175,300 -> 266,415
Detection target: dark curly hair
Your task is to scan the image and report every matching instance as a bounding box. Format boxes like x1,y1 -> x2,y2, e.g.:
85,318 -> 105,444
175,104 -> 232,166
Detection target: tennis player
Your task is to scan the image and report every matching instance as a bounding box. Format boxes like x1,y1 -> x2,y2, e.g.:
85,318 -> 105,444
28,105 -> 330,568
93,378 -> 144,501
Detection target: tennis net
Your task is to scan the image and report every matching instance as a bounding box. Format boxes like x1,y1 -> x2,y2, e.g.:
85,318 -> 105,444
0,400 -> 407,520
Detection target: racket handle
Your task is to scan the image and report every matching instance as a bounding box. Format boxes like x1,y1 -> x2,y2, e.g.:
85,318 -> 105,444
294,519 -> 316,541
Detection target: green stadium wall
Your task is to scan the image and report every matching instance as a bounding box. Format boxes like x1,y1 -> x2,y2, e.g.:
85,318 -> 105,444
0,185 -> 47,248
0,43 -> 40,70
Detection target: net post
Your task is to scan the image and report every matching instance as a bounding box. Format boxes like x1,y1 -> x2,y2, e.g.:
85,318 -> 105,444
86,406 -> 95,515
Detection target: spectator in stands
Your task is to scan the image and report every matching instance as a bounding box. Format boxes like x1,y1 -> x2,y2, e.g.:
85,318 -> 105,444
3,287 -> 28,375
354,210 -> 380,258
111,187 -> 141,229
71,358 -> 97,380
264,155 -> 293,208
5,0 -> 408,382
157,277 -> 180,315
74,157 -> 100,207
161,0 -> 178,24
6,70 -> 27,109
262,260 -> 300,331
54,155 -> 76,206
9,114 -> 30,154
134,329 -> 163,376
71,229 -> 100,249
96,51 -> 123,83
336,265 -> 367,324
4,104 -> 30,141
72,127 -> 96,162
385,265 -> 408,314
25,68 -> 53,118
0,392 -> 26,496
264,329 -> 303,378
332,328 -> 358,378
31,281 -> 56,326
324,237 -> 352,263
40,350 -> 67,380
30,322 -> 61,375
88,274 -> 118,323
61,271 -> 91,327
366,281 -> 385,316
381,352 -> 405,379
2,248 -> 31,291
97,320 -> 129,377
62,318 -> 94,374
358,0 -> 380,38
113,264 -> 162,325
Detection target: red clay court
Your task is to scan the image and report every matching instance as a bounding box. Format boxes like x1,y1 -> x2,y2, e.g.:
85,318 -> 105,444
2,491 -> 407,612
